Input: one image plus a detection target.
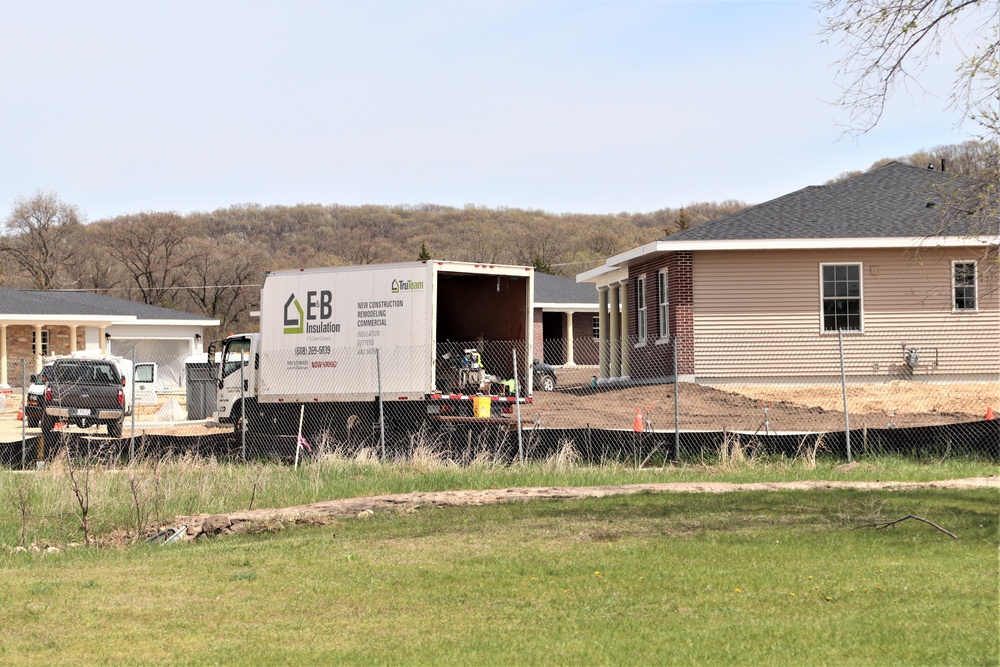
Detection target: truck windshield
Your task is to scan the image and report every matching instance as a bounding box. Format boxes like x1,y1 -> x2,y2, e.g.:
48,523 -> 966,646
222,339 -> 251,379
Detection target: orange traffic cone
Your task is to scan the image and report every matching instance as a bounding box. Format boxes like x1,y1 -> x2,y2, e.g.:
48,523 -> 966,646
53,421 -> 62,431
986,406 -> 994,421
16,407 -> 22,421
633,408 -> 644,433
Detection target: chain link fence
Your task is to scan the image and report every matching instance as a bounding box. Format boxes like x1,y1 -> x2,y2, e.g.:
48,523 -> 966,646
1,328 -> 997,467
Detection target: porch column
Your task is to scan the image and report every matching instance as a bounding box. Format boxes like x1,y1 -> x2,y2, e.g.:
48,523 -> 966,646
598,288 -> 609,379
99,326 -> 108,354
34,324 -> 43,373
0,324 -> 7,386
620,281 -> 630,378
565,311 -> 575,366
70,325 -> 78,353
609,285 -> 621,378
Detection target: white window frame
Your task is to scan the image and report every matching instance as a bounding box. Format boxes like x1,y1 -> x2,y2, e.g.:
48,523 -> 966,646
819,263 -> 864,333
636,274 -> 647,344
952,260 -> 978,312
32,330 -> 49,357
656,269 -> 669,342
592,316 -> 600,340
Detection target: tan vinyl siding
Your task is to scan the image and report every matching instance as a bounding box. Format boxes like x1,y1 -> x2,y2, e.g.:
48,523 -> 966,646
692,248 -> 1000,380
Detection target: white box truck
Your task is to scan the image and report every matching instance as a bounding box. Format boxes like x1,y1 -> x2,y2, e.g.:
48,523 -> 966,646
212,261 -> 535,439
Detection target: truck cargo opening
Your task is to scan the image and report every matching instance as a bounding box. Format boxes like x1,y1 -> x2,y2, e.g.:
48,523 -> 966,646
436,272 -> 529,381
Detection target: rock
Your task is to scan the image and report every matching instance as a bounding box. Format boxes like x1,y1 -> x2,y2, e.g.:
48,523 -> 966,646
201,514 -> 232,535
44,546 -> 61,555
357,509 -> 375,519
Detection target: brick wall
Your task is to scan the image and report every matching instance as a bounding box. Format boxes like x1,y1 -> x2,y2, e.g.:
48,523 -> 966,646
571,312 -> 598,365
626,251 -> 694,379
5,325 -> 87,361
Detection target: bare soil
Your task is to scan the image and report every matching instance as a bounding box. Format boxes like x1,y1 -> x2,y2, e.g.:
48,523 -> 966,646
524,367 -> 998,431
176,475 -> 999,540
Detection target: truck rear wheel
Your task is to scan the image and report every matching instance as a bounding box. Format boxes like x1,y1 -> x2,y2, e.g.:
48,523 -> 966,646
107,419 -> 123,439
40,415 -> 59,459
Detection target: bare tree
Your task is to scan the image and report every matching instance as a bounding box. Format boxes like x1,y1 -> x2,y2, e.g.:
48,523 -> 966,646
64,224 -> 128,293
102,212 -> 195,306
820,1 -> 998,239
819,0 -> 999,140
182,235 -> 266,336
0,191 -> 83,289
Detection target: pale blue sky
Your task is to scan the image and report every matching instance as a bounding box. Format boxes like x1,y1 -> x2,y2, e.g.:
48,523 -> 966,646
0,0 -> 974,221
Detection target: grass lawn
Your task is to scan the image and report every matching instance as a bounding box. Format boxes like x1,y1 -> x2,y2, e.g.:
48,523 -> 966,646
0,487 -> 996,665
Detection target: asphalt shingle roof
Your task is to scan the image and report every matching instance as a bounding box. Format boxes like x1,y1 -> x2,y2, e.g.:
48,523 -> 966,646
664,162 -> 994,242
0,288 -> 215,321
534,272 -> 598,305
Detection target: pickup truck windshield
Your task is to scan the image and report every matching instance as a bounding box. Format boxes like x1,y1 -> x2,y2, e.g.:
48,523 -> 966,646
52,362 -> 120,384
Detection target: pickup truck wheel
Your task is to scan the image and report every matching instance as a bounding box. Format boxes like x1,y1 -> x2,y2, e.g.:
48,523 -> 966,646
106,419 -> 123,439
538,373 -> 556,392
40,415 -> 59,458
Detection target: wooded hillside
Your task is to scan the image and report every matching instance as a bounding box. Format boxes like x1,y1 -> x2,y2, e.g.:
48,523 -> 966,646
1,141 -> 992,338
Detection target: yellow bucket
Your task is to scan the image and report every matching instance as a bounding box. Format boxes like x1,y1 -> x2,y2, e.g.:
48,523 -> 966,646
472,395 -> 491,419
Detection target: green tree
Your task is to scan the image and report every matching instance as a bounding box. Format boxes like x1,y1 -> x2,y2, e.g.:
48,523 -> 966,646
418,242 -> 431,261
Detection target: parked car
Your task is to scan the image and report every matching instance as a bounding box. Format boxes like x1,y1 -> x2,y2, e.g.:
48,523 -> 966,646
533,360 -> 557,391
23,364 -> 53,428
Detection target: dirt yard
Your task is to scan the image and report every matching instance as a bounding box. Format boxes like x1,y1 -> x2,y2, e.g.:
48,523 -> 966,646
523,367 -> 999,431
176,475 -> 999,540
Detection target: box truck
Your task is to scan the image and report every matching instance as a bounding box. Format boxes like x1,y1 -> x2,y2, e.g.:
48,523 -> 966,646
212,261 -> 535,440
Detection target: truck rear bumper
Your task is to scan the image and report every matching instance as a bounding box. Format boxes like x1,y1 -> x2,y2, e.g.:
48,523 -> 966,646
44,407 -> 124,421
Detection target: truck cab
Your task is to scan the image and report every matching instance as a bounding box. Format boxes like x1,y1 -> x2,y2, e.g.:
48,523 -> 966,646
213,334 -> 259,424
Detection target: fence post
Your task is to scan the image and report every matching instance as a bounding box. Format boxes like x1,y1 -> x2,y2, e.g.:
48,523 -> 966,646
839,329 -> 852,462
513,348 -> 524,465
240,351 -> 246,461
673,338 -> 680,462
21,360 -> 26,469
129,347 -> 137,462
376,348 -> 385,461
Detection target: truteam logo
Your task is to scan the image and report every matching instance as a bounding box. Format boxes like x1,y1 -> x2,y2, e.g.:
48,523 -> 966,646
391,278 -> 424,294
284,290 -> 341,335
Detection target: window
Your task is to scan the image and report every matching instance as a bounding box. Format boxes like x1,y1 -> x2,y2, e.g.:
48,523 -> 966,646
821,264 -> 862,332
636,275 -> 647,342
657,269 -> 669,340
953,261 -> 977,311
222,337 -> 252,379
592,316 -> 600,340
32,330 -> 48,357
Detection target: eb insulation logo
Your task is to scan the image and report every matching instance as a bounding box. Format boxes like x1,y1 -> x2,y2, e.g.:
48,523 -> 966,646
284,291 -> 340,335
283,294 -> 304,334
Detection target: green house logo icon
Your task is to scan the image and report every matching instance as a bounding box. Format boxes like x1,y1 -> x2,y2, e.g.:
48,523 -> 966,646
283,294 -> 304,334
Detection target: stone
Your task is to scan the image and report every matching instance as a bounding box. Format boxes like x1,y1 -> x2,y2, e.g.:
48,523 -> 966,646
201,514 -> 232,535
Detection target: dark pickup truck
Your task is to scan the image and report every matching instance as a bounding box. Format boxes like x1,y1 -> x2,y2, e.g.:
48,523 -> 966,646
41,358 -> 127,441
